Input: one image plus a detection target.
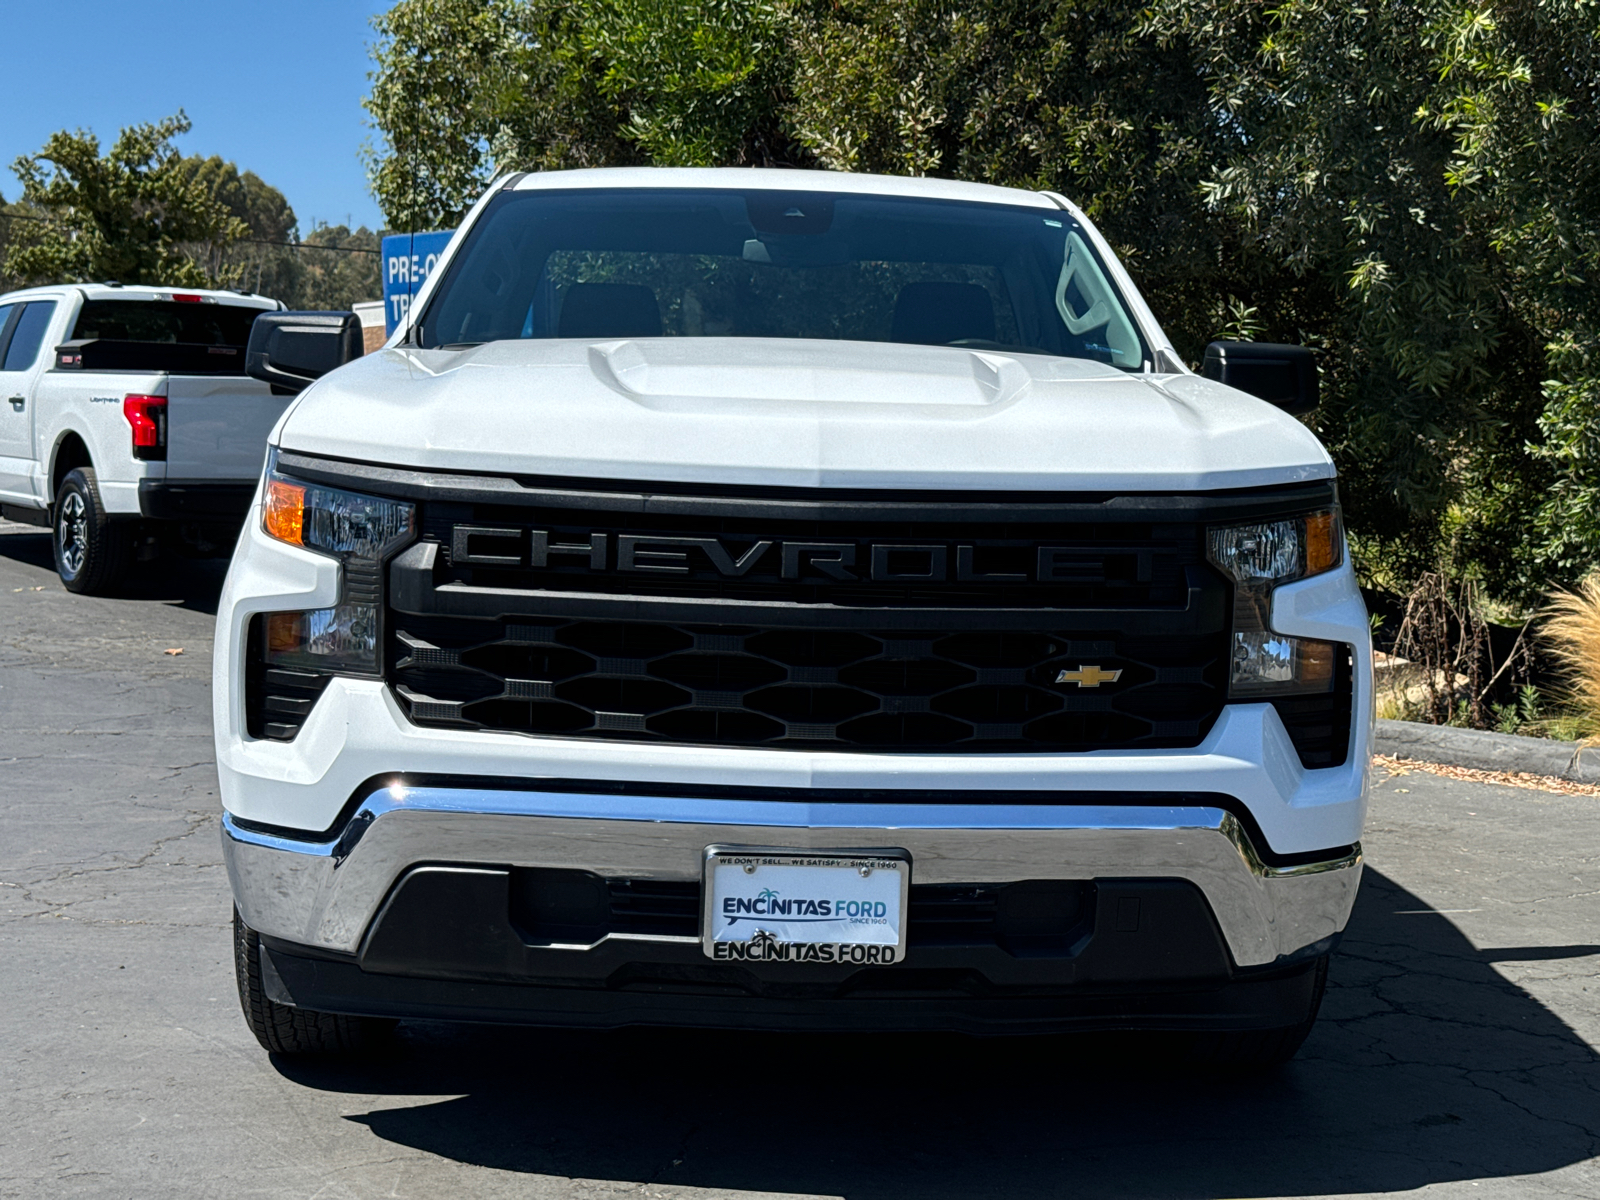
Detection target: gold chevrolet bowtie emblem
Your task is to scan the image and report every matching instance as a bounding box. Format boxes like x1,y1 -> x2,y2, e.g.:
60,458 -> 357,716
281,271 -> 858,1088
1055,665 -> 1123,688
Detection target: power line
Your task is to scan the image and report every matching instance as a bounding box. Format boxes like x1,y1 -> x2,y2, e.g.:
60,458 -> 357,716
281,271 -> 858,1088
241,238 -> 380,256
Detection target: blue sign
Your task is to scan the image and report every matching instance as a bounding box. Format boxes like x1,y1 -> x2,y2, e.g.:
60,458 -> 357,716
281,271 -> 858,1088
381,230 -> 455,335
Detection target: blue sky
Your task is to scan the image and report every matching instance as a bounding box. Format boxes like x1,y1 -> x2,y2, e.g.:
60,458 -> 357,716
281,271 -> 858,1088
0,0 -> 389,232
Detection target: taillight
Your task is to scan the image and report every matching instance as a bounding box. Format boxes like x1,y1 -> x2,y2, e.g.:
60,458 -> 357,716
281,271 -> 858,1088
171,293 -> 204,303
123,394 -> 167,461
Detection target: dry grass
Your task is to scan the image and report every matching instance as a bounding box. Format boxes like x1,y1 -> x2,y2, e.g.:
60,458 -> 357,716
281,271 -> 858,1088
1541,573 -> 1600,744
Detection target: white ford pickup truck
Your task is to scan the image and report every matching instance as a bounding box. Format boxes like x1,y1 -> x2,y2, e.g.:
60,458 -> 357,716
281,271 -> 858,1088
0,284 -> 297,592
216,168 -> 1371,1066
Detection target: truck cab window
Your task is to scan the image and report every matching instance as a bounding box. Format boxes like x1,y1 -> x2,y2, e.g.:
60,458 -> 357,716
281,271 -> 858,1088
71,300 -> 258,347
3,302 -> 56,371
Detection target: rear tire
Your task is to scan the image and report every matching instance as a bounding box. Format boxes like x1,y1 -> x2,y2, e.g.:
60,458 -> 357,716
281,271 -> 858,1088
1181,953 -> 1330,1070
53,467 -> 131,594
233,909 -> 395,1056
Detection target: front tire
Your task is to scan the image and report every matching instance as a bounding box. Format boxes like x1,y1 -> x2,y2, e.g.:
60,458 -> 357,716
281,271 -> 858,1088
53,467 -> 131,594
233,909 -> 395,1056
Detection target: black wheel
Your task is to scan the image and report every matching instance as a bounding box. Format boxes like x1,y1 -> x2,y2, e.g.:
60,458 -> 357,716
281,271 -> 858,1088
1182,953 -> 1331,1070
233,909 -> 396,1056
53,467 -> 131,594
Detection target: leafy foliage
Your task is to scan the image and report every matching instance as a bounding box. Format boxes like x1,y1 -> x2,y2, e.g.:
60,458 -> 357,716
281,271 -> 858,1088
175,154 -> 298,294
582,0 -> 792,167
362,0 -> 1600,602
365,0 -> 639,230
4,113 -> 247,287
0,116 -> 381,309
176,158 -> 382,307
1141,0 -> 1600,601
0,194 -> 39,292
289,225 -> 384,311
780,0 -> 1332,372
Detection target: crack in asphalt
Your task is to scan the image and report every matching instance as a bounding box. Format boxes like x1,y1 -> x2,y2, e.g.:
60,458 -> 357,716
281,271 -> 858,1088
0,808 -> 219,923
1461,1071 -> 1600,1150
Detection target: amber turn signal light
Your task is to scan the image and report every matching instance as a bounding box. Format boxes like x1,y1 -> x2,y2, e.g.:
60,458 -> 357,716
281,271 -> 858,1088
264,478 -> 306,546
265,611 -> 306,654
1295,636 -> 1338,688
1305,510 -> 1342,576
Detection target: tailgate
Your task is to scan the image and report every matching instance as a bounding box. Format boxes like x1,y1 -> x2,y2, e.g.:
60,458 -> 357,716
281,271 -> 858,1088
165,376 -> 294,480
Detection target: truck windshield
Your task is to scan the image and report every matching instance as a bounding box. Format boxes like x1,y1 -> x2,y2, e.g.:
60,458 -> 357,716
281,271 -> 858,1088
417,188 -> 1150,370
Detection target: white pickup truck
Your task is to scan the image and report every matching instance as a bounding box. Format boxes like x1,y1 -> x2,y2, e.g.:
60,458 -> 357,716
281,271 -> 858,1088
0,283 -> 295,592
217,168 -> 1371,1067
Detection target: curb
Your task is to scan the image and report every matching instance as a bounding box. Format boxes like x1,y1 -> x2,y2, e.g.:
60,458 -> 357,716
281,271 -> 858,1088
1375,718 -> 1600,784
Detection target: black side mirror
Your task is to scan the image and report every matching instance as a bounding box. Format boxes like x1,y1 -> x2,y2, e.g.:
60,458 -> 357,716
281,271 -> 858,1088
1201,341 -> 1318,415
246,311 -> 362,394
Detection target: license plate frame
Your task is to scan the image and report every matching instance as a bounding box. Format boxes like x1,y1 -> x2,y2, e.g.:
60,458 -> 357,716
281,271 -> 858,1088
701,845 -> 911,964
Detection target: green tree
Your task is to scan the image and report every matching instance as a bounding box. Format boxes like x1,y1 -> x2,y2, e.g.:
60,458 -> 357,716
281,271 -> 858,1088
782,0 -> 1325,367
1139,0 -> 1600,597
0,192 -> 39,292
364,0 -> 801,228
174,157 -> 384,308
5,113 -> 248,287
581,0 -> 793,167
291,224 -> 384,311
365,0 -> 633,230
176,154 -> 300,296
363,0 -> 1314,361
361,0 -> 1600,600
1438,3 -> 1600,595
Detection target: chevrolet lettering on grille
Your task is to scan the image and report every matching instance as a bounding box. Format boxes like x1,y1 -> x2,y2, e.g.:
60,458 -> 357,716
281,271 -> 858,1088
449,525 -> 1156,585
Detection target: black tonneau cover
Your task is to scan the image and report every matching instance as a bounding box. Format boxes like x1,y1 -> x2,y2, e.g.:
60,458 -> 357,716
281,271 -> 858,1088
53,338 -> 246,375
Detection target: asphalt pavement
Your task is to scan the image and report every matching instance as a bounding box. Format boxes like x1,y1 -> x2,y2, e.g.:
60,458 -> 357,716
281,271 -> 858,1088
2,519 -> 1598,1199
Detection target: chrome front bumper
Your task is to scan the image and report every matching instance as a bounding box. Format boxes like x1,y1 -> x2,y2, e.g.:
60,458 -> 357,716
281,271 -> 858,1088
223,784 -> 1361,970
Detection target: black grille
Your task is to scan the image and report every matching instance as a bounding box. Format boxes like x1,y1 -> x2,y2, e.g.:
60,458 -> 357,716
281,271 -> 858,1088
910,881 -> 1092,952
335,468 -> 1356,760
509,870 -> 703,944
605,877 -> 702,936
1272,647 -> 1356,769
244,616 -> 331,742
389,615 -> 1228,751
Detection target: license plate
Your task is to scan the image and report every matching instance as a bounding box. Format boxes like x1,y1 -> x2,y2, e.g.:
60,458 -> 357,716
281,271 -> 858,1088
702,846 -> 910,964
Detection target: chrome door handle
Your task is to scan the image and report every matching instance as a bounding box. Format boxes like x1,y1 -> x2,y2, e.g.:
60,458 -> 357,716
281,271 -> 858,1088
7,395 -> 22,411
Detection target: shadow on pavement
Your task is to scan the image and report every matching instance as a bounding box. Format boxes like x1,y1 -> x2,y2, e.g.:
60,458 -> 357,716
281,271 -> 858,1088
0,528 -> 228,616
273,868 -> 1600,1197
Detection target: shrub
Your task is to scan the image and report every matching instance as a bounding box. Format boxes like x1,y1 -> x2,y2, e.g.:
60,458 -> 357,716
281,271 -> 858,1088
1541,575 -> 1600,744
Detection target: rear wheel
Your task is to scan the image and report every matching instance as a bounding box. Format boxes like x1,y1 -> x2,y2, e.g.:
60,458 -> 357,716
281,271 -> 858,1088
53,467 -> 131,594
233,909 -> 396,1056
1181,953 -> 1331,1070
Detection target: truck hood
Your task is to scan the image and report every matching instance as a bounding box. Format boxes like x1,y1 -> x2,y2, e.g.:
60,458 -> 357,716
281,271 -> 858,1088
276,338 -> 1334,491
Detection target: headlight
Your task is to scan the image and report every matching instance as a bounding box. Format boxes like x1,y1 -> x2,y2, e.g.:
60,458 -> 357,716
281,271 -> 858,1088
1207,510 -> 1341,587
263,470 -> 415,560
1207,509 -> 1344,698
259,450 -> 415,675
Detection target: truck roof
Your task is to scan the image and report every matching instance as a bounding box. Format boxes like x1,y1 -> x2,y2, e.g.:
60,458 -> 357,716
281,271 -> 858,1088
505,166 -> 1061,210
0,282 -> 280,308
